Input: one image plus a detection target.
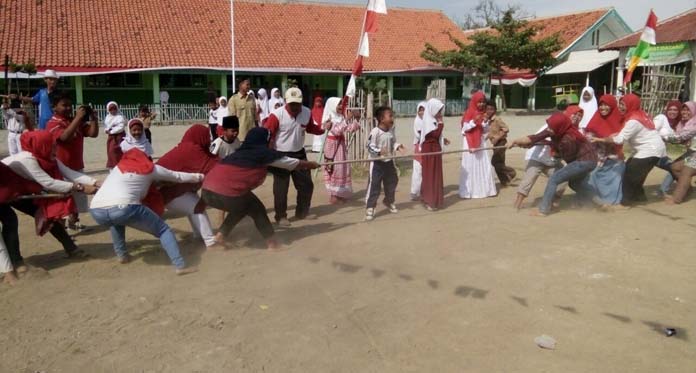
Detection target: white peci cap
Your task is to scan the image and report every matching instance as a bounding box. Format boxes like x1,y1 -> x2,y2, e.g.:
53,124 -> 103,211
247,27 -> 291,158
284,87 -> 303,104
43,69 -> 59,79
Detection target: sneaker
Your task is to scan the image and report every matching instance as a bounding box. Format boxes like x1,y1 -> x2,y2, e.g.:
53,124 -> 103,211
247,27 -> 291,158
365,208 -> 375,221
384,202 -> 398,214
175,266 -> 198,276
276,218 -> 291,227
410,194 -> 420,202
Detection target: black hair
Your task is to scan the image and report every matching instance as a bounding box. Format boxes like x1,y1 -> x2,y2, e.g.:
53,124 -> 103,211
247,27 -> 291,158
485,99 -> 497,109
138,104 -> 150,112
556,99 -> 569,111
50,91 -> 71,107
9,98 -> 21,109
237,77 -> 251,87
375,106 -> 392,122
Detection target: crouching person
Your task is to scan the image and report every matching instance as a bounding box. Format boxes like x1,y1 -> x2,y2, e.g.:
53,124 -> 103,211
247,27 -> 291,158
89,149 -> 203,275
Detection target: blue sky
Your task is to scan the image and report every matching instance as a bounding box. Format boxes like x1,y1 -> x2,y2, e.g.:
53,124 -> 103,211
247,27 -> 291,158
321,0 -> 695,29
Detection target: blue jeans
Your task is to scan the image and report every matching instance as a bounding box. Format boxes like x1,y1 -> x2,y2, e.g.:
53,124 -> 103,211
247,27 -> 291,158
656,156 -> 674,194
90,205 -> 185,269
539,160 -> 597,214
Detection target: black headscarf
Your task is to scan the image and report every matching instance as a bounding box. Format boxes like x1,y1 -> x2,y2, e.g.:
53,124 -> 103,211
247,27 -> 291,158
221,127 -> 284,168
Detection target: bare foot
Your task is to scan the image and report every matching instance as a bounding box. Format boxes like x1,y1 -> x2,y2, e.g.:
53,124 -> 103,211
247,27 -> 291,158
206,242 -> 228,252
15,263 -> 28,274
175,266 -> 198,276
3,271 -> 18,286
611,204 -> 632,211
118,254 -> 133,264
529,209 -> 548,217
266,238 -> 288,252
664,196 -> 676,205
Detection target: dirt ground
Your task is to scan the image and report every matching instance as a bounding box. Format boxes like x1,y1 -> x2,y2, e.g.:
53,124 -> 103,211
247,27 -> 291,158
0,115 -> 694,372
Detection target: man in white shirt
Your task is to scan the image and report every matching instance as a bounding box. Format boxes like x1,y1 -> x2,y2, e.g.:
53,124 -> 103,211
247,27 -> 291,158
263,87 -> 324,226
2,96 -> 34,155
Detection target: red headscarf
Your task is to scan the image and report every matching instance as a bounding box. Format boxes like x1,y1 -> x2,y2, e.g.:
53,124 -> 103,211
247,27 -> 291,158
621,93 -> 655,130
563,105 -> 583,126
546,112 -> 586,143
585,95 -> 623,137
157,124 -> 218,210
462,91 -> 486,148
664,100 -> 682,130
117,149 -> 154,174
311,97 -> 324,126
0,163 -> 42,204
20,131 -> 76,235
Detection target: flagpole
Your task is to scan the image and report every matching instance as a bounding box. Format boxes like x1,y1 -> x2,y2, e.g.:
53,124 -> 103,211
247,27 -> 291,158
230,0 -> 236,93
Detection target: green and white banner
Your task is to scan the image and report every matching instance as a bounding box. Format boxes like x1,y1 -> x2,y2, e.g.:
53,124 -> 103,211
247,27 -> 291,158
627,42 -> 692,66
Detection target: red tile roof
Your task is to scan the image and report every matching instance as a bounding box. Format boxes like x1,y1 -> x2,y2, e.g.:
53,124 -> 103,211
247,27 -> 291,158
601,8 -> 696,50
0,0 -> 467,73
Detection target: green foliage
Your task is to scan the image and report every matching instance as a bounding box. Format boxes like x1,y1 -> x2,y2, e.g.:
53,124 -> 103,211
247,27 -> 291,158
7,59 -> 37,75
422,9 -> 561,77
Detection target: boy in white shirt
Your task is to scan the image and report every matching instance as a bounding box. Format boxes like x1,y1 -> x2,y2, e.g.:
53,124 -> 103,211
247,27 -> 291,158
210,116 -> 241,159
365,106 -> 404,221
2,96 -> 34,155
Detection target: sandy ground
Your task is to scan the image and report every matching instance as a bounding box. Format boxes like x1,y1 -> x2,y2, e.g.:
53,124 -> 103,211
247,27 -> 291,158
0,115 -> 694,372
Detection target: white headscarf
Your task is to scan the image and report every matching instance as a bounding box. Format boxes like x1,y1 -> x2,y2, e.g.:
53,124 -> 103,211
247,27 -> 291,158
269,88 -> 284,111
120,118 -> 154,156
420,98 -> 445,145
104,101 -> 126,134
578,86 -> 598,130
216,96 -> 229,126
413,101 -> 427,145
257,88 -> 270,121
321,97 -> 344,126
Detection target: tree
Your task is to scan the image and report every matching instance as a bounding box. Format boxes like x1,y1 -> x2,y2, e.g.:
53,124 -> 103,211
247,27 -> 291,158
422,9 -> 561,110
457,0 -> 532,30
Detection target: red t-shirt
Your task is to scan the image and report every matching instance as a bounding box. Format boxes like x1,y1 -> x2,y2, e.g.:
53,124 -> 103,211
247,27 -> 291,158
47,115 -> 85,170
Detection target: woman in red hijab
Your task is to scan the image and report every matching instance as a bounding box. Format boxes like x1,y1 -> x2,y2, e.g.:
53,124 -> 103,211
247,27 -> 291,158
509,112 -> 598,216
3,131 -> 99,268
157,124 -> 223,250
664,101 -> 696,203
459,91 -> 496,199
311,97 -> 325,153
592,94 -> 666,206
583,95 -> 625,207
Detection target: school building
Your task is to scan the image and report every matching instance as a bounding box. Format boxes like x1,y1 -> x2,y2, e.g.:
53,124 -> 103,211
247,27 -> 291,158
0,0 -> 468,109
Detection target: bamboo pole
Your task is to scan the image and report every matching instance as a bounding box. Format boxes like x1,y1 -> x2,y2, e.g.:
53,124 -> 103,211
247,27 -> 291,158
320,145 -> 508,166
13,193 -> 68,201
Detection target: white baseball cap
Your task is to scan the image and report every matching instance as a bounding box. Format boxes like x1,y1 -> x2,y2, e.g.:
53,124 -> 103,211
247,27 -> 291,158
44,69 -> 59,79
285,87 -> 303,104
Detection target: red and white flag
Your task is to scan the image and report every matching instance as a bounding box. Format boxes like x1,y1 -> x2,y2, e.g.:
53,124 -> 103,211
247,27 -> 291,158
346,0 -> 388,98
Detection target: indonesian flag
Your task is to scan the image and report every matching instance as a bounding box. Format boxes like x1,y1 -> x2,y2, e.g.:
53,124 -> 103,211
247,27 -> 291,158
365,0 -> 388,33
624,10 -> 657,84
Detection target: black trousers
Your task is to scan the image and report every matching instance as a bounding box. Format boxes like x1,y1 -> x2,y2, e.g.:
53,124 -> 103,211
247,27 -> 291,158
145,128 -> 152,144
0,204 -> 21,264
491,139 -> 516,185
202,190 -> 274,239
622,156 -> 659,205
366,161 -> 398,208
208,123 -> 218,141
268,149 -> 313,221
11,200 -> 78,258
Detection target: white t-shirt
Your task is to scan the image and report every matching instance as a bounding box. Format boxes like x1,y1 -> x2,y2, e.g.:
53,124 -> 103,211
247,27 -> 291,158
653,114 -> 676,140
612,120 -> 666,159
91,165 -> 202,209
525,124 -> 555,166
210,137 -> 241,159
2,151 -> 96,193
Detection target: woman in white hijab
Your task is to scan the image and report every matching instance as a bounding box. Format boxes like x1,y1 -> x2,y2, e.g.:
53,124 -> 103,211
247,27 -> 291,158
216,96 -> 230,128
420,98 -> 448,211
410,101 -> 427,201
120,118 -> 154,156
268,88 -> 284,112
578,86 -> 598,130
321,97 -> 361,204
104,101 -> 127,168
256,88 -> 270,124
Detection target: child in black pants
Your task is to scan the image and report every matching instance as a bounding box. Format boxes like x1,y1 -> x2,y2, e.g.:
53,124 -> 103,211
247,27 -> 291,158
365,106 -> 404,221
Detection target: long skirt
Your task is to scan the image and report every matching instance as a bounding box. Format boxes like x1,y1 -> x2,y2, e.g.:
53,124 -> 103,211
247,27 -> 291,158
106,133 -> 125,168
411,145 -> 422,198
459,137 -> 497,199
588,159 -> 625,205
420,141 -> 444,208
312,134 -> 324,152
322,136 -> 353,199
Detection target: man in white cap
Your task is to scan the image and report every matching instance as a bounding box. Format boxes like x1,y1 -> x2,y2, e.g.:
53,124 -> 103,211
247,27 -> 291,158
21,69 -> 59,130
263,87 -> 325,227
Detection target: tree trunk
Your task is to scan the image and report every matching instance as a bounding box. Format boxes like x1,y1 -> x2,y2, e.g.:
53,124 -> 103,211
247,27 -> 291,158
498,76 -> 507,111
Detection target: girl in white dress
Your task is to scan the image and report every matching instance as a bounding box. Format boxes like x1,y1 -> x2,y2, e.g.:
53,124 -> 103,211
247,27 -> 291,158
459,91 -> 497,199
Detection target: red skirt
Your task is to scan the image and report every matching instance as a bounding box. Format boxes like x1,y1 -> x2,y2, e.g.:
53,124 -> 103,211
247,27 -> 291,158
420,139 -> 444,209
106,133 -> 125,168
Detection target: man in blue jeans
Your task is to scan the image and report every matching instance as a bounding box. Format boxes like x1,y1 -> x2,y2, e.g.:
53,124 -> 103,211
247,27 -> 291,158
20,69 -> 59,130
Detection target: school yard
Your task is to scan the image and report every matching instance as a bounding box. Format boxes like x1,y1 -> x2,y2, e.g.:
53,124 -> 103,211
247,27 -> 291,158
0,115 -> 694,372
